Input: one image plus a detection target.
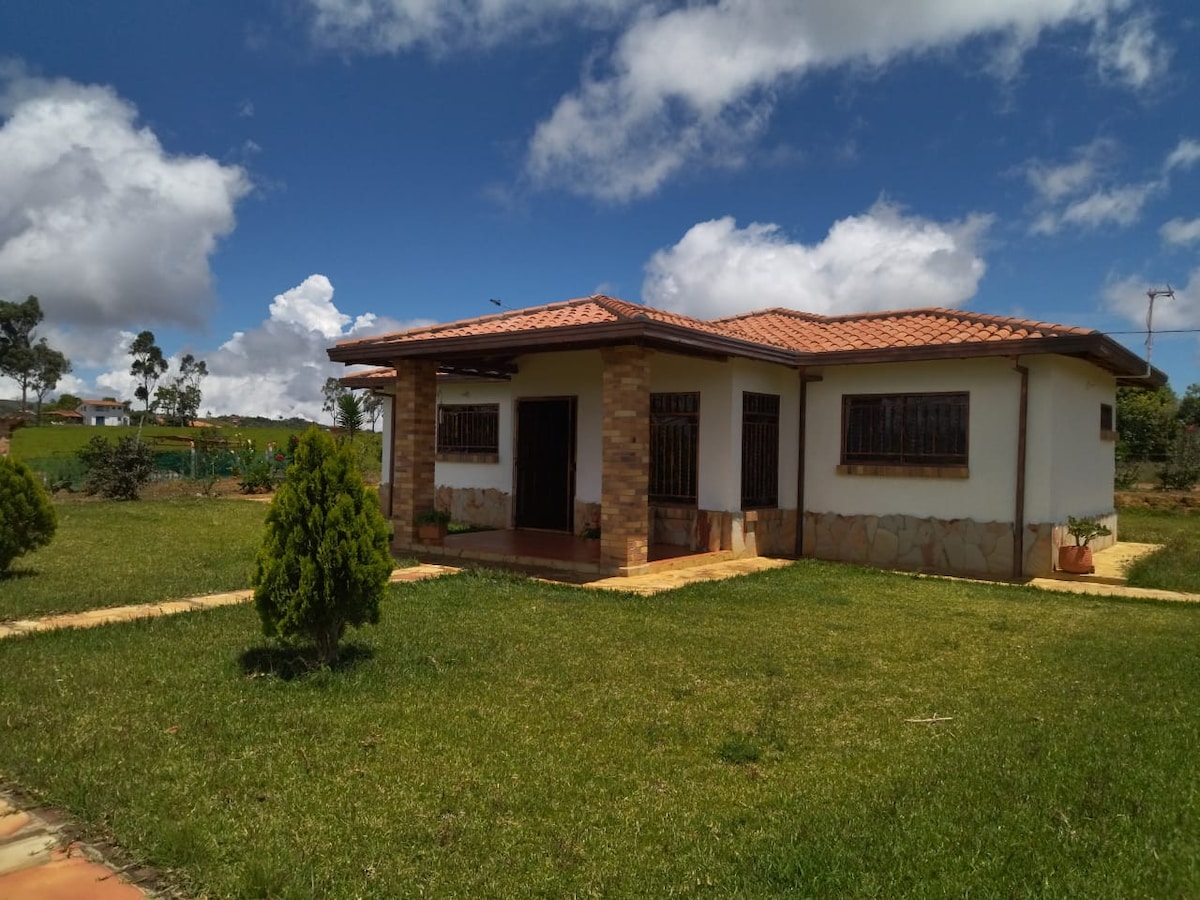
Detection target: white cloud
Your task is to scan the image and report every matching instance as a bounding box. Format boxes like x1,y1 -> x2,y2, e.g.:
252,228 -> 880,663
1161,217 -> 1200,246
305,0 -> 636,53
267,274 -> 351,339
0,67 -> 251,327
1025,137 -> 1199,235
525,0 -> 1154,201
41,275 -> 430,420
1103,269 -> 1200,331
1164,138 -> 1200,173
1024,138 -> 1115,203
1035,183 -> 1159,234
1090,14 -> 1169,89
642,201 -> 992,319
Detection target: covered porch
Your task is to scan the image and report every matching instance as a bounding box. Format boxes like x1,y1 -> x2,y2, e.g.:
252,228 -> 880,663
411,528 -> 739,579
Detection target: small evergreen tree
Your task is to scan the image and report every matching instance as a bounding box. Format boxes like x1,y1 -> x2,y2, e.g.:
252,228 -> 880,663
252,427 -> 393,665
0,455 -> 57,573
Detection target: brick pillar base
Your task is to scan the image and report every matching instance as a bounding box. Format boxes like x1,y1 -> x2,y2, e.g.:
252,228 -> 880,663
600,346 -> 651,572
390,360 -> 437,549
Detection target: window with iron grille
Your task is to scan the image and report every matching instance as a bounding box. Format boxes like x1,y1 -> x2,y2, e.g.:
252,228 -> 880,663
650,392 -> 699,504
741,392 -> 779,508
437,404 -> 499,455
842,392 -> 968,467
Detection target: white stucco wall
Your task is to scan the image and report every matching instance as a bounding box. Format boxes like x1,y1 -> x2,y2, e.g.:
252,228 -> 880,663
1025,355 -> 1115,523
650,353 -> 735,510
434,380 -> 517,493
805,355 -> 1117,526
805,358 -> 1023,522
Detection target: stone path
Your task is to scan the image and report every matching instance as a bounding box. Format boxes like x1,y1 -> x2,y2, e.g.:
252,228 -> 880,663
0,792 -> 154,899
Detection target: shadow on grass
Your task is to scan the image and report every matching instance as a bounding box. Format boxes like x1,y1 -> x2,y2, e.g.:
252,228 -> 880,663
0,567 -> 39,582
237,641 -> 374,680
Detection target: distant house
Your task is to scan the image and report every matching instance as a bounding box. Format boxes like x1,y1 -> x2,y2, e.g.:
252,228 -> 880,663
331,294 -> 1164,581
48,409 -> 85,424
78,399 -> 131,426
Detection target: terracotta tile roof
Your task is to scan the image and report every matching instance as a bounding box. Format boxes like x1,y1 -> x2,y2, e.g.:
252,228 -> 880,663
334,295 -> 737,350
328,294 -> 1156,380
714,307 -> 1096,353
81,399 -> 129,408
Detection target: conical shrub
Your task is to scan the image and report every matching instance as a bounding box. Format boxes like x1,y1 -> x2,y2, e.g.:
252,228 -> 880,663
0,455 -> 57,573
252,427 -> 393,665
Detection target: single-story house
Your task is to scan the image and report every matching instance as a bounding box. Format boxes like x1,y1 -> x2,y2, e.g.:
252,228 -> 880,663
78,399 -> 131,426
329,295 -> 1164,580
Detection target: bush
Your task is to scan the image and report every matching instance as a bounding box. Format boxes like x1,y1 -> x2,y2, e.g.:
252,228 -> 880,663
0,455 -> 57,573
77,435 -> 155,500
251,427 -> 394,666
1158,425 -> 1200,492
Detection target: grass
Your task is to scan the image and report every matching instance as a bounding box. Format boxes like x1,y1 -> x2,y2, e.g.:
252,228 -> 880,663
1,564 -> 1197,898
1117,507 -> 1200,592
10,423 -> 316,460
0,498 -> 268,621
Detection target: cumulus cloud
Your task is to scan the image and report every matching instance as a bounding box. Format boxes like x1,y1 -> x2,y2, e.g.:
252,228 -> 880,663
642,202 -> 992,319
1161,217 -> 1200,246
305,0 -> 636,53
0,67 -> 251,327
1026,137 -> 1197,235
525,0 -> 1160,201
69,275 -> 429,420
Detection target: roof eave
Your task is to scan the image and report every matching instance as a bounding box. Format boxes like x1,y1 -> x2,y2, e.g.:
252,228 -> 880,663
327,320 -> 798,368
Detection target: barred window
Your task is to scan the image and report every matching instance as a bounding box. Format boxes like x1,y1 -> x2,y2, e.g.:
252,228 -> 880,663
437,404 -> 499,455
650,393 -> 699,504
741,392 -> 779,509
842,393 -> 968,467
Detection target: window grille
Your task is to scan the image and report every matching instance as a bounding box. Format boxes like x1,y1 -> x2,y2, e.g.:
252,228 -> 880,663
842,393 -> 968,466
741,392 -> 779,508
650,393 -> 699,504
437,404 -> 499,454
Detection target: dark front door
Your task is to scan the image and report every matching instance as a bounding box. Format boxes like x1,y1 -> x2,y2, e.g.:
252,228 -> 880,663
514,397 -> 576,531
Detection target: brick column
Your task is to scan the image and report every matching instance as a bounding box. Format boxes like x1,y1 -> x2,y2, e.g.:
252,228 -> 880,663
390,359 -> 438,550
600,345 -> 651,573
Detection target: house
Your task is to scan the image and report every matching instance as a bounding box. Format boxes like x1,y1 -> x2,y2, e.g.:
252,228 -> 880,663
329,295 -> 1163,580
77,399 -> 131,426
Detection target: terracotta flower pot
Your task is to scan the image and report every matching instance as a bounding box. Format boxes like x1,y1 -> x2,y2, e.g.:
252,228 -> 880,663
1058,545 -> 1094,574
417,523 -> 446,545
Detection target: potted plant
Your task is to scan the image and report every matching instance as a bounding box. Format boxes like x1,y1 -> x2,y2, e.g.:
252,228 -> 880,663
415,508 -> 451,544
1057,515 -> 1112,574
581,524 -> 601,550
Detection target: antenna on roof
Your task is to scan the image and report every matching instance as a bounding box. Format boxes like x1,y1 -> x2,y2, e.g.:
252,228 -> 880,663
1142,285 -> 1174,378
489,298 -> 514,310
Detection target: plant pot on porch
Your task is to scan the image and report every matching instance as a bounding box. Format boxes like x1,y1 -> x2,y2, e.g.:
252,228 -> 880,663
415,510 -> 450,545
1056,515 -> 1111,575
1057,545 -> 1094,574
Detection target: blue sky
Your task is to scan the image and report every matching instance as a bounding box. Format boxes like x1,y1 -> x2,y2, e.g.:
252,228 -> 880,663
0,0 -> 1197,419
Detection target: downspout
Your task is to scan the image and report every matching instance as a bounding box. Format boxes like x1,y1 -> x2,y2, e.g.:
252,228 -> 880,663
794,372 -> 822,559
1011,357 -> 1029,580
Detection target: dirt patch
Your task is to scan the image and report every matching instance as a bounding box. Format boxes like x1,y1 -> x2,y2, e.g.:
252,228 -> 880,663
1116,489 -> 1200,511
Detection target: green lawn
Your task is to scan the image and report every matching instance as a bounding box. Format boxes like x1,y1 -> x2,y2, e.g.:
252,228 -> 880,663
1,564 -> 1197,898
1118,507 -> 1200,593
0,498 -> 268,621
10,424 -> 313,459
